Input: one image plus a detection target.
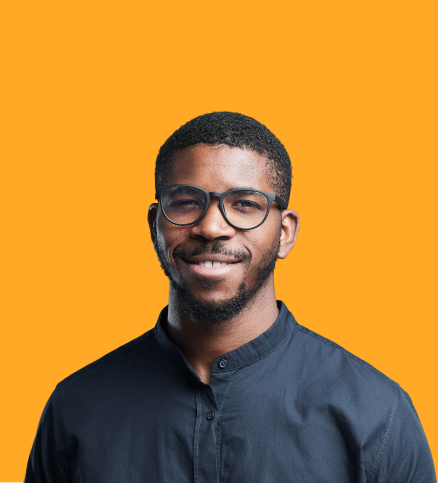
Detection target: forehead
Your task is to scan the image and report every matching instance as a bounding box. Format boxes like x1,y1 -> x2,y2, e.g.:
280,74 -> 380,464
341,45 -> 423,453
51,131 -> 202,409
170,144 -> 273,192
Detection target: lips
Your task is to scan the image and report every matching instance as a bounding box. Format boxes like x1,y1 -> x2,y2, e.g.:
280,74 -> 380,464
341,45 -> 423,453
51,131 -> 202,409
181,255 -> 241,266
173,244 -> 248,279
180,257 -> 241,278
197,261 -> 229,267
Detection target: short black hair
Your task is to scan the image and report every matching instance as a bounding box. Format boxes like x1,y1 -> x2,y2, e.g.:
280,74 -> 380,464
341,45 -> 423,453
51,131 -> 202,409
155,111 -> 292,205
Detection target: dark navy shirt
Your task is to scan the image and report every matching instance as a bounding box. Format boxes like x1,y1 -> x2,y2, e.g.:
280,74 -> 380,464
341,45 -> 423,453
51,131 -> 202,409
25,302 -> 436,482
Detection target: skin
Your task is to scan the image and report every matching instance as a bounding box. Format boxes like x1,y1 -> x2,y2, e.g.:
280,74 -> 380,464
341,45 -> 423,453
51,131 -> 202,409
148,144 -> 300,383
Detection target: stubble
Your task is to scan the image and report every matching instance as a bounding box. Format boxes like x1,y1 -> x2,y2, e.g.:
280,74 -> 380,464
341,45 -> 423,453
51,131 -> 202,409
155,234 -> 281,323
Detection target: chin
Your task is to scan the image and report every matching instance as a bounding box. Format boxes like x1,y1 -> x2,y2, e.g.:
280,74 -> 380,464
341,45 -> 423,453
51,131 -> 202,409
171,280 -> 261,323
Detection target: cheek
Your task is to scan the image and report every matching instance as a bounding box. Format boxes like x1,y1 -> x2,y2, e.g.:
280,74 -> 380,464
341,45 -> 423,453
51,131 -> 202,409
248,221 -> 281,259
156,217 -> 187,258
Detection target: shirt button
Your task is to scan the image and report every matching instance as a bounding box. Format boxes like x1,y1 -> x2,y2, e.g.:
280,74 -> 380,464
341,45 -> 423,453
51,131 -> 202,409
219,359 -> 227,369
206,411 -> 215,421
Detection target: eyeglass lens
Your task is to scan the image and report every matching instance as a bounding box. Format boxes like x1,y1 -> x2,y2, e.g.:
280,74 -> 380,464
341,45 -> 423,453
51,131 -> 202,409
161,186 -> 269,229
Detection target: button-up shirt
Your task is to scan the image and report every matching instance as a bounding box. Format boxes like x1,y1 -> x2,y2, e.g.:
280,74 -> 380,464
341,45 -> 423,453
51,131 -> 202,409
25,302 -> 436,482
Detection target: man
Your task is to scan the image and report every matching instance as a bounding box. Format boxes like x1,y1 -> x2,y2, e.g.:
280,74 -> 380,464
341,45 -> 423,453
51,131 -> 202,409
25,112 -> 435,482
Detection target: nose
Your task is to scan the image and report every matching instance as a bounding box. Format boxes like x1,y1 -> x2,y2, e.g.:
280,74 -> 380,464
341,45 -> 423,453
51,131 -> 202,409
190,198 -> 236,241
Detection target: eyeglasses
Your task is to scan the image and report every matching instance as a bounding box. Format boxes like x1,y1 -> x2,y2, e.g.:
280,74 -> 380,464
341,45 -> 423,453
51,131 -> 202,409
155,185 -> 287,230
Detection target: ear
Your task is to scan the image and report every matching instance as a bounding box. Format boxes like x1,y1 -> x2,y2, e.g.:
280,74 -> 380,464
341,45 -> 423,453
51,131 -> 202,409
277,209 -> 300,259
148,203 -> 159,252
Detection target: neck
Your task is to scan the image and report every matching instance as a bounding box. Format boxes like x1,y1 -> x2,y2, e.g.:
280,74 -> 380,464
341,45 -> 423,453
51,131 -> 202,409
165,278 -> 279,384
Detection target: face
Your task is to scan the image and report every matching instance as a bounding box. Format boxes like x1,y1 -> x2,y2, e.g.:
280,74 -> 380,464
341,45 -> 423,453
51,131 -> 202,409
149,144 -> 299,322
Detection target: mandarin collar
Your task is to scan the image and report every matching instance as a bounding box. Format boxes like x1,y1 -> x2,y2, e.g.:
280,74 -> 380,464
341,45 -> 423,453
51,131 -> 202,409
154,301 -> 297,375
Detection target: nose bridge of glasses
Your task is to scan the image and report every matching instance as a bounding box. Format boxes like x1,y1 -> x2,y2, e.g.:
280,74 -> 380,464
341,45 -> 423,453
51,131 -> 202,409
204,192 -> 224,217
199,192 -> 231,228
193,192 -> 233,236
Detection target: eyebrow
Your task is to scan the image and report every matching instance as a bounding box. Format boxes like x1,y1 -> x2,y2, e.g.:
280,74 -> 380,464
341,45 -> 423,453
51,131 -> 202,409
211,186 -> 261,192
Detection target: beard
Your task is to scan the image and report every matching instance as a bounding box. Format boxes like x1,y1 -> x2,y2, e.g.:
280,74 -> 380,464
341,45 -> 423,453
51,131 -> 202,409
155,235 -> 281,323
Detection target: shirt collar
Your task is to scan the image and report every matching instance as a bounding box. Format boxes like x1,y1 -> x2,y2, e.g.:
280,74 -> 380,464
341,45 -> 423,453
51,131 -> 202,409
154,301 -> 297,374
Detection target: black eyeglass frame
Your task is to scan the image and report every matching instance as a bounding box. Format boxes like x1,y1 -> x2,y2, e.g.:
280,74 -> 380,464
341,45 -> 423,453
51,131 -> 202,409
155,184 -> 288,230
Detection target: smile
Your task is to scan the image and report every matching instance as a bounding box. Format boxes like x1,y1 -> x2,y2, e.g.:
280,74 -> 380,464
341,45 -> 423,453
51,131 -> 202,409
197,261 -> 230,267
181,258 -> 240,278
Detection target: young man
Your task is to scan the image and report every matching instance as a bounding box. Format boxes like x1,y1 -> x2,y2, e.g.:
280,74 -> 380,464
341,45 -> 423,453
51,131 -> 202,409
26,112 -> 436,482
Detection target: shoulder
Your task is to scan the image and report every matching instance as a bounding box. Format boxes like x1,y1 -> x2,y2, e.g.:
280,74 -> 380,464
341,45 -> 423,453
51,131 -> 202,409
288,323 -> 433,478
54,328 -> 156,403
292,322 -> 399,399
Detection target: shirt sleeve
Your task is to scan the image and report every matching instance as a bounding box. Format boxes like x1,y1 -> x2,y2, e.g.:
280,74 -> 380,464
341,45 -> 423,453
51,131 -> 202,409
25,389 -> 69,483
371,387 -> 436,483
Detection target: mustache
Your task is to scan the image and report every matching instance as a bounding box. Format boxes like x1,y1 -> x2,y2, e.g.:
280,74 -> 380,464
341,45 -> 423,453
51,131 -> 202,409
173,241 -> 251,262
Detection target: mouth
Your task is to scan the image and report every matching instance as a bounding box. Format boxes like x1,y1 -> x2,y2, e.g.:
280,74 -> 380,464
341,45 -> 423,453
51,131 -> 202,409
195,260 -> 232,268
180,257 -> 241,277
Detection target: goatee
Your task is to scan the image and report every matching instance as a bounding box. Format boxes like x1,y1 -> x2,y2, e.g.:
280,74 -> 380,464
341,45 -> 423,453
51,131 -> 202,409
156,239 -> 280,323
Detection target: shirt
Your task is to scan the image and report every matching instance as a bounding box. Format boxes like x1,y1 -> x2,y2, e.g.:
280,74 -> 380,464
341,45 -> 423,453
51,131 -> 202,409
25,301 -> 436,482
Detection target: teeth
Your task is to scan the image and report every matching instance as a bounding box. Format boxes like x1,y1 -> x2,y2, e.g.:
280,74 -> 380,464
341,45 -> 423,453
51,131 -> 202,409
197,261 -> 229,267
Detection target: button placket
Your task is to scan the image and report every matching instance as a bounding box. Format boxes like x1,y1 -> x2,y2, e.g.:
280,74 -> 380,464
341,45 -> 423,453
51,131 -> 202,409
194,368 -> 236,483
194,384 -> 218,483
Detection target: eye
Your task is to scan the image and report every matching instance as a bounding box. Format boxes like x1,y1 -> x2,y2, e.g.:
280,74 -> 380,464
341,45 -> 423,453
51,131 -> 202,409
170,199 -> 198,206
168,199 -> 202,209
232,200 -> 262,211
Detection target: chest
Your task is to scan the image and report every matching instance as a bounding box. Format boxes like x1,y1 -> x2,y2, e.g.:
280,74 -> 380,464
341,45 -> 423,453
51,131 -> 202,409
63,367 -> 369,483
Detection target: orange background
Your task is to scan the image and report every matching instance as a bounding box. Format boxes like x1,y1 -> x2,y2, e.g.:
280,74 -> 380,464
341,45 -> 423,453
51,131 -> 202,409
1,0 -> 437,479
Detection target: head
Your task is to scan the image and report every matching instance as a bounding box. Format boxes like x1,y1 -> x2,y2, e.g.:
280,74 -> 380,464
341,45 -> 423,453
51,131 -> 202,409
148,112 -> 299,323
